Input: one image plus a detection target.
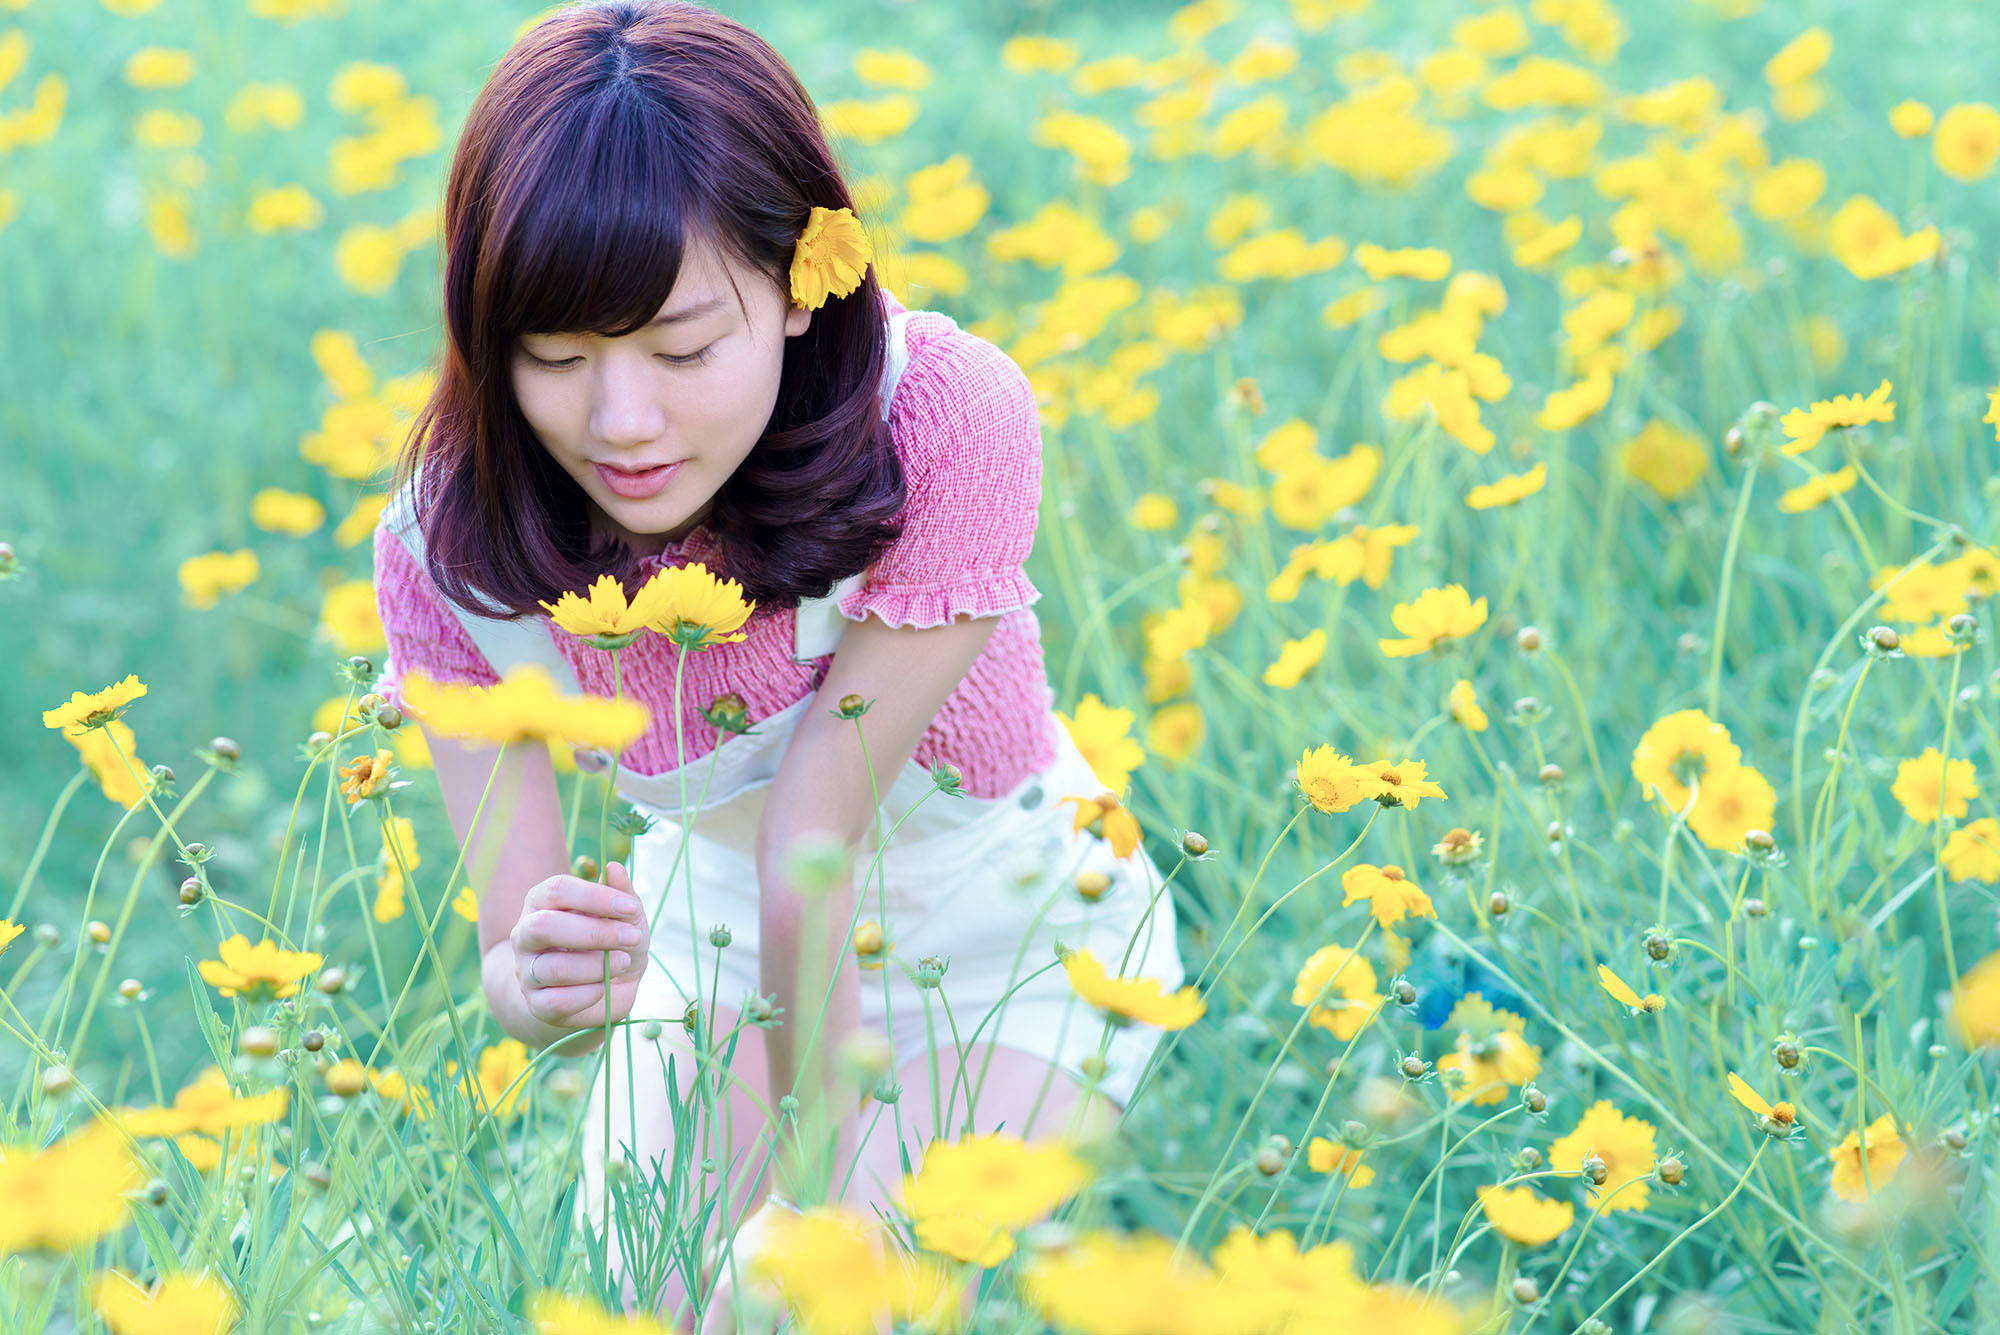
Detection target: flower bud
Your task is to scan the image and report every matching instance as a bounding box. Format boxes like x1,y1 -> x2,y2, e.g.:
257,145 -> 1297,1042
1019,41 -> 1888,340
1723,425 -> 1744,457
1538,763 -> 1563,785
1182,830 -> 1209,857
241,1026 -> 281,1058
1744,829 -> 1776,853
306,730 -> 334,752
34,923 -> 60,949
1518,1146 -> 1543,1169
1866,625 -> 1901,653
1399,1055 -> 1428,1080
852,920 -> 885,957
1515,625 -> 1542,652
1080,1053 -> 1109,1082
40,1064 -> 76,1098
1945,1128 -> 1968,1151
915,955 -> 949,989
1930,1043 -> 1950,1061
117,978 -> 145,1000
571,854 -> 600,881
1643,932 -> 1672,962
683,1002 -> 703,1039
1488,891 -> 1511,917
701,692 -> 750,735
302,1029 -> 325,1053
640,1019 -> 664,1042
708,924 -> 733,949
1392,979 -> 1417,1006
180,877 -> 204,907
1657,1156 -> 1686,1186
86,920 -> 111,945
548,1068 -> 585,1101
316,966 -> 348,996
374,705 -> 403,731
1075,870 -> 1113,903
871,1079 -> 902,1105
346,655 -> 374,678
1581,1153 -> 1608,1186
1522,1084 -> 1548,1114
1511,1276 -> 1540,1306
1773,1038 -> 1801,1069
835,694 -> 869,720
303,1162 -> 333,1190
1253,1145 -> 1287,1177
1743,897 -> 1768,918
145,1179 -> 170,1207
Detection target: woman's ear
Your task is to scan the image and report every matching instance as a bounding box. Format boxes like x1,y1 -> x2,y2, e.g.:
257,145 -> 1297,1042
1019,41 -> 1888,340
784,303 -> 813,338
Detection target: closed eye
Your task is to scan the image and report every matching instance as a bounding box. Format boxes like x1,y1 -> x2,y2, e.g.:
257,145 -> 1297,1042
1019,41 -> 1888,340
525,346 -> 714,369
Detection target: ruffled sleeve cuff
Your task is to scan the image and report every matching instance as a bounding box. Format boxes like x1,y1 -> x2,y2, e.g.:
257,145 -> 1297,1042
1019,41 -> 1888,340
837,568 -> 1042,631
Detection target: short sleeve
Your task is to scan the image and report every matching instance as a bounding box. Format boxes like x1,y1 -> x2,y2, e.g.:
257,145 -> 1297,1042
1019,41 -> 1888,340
372,522 -> 499,711
837,325 -> 1044,630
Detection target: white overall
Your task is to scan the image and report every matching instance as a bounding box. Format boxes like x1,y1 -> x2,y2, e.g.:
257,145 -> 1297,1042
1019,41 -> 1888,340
378,305 -> 1186,1240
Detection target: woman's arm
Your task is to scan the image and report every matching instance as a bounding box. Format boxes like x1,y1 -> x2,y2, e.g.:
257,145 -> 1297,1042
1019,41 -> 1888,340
755,610 -> 1001,1201
426,727 -> 648,1056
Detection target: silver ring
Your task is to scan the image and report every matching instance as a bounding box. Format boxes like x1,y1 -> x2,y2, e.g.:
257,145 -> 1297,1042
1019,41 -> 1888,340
527,951 -> 545,988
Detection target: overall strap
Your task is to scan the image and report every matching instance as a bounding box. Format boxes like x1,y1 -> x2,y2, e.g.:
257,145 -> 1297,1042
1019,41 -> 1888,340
378,482 -> 583,689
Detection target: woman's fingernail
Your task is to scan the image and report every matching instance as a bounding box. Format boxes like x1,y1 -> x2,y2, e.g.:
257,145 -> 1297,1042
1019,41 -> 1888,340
612,951 -> 633,972
613,894 -> 642,915
618,926 -> 643,946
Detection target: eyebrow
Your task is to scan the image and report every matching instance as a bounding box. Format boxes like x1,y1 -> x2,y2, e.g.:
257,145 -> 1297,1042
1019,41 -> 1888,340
645,296 -> 727,327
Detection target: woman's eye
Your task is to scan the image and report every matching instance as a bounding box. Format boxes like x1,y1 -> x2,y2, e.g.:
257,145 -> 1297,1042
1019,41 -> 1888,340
663,346 -> 715,367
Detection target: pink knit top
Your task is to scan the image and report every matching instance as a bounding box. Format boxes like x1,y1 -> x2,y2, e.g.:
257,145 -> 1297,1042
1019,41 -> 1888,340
371,291 -> 1060,799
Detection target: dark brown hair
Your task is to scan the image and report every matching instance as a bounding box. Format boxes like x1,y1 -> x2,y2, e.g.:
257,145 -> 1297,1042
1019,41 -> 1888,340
394,0 -> 905,620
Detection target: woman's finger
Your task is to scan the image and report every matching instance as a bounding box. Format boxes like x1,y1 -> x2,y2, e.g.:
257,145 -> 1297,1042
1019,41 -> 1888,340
515,908 -> 643,953
524,949 -> 633,987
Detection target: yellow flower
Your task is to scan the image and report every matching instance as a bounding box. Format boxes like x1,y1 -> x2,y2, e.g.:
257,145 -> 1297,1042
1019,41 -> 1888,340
178,550 -> 261,610
119,1066 -> 290,1138
1827,1114 -> 1907,1202
1447,680 -> 1488,731
196,935 -> 323,1001
1341,862 -> 1434,928
1950,948 -> 2000,1047
1511,214 -> 1582,269
93,1269 -> 238,1335
1022,1231 -> 1243,1333
1378,583 -> 1488,657
1596,964 -> 1663,1014
1548,1101 -> 1658,1214
319,579 -> 385,654
790,205 -> 874,310
1890,746 -> 1979,824
1063,947 -> 1204,1029
1436,997 -> 1539,1105
1145,701 -> 1204,763
527,1291 -> 668,1335
1058,694 -> 1146,797
1305,1137 -> 1375,1188
1764,27 -> 1830,86
1477,1184 -> 1573,1246
0,920 -> 22,958
0,1118 -> 146,1255
1618,419 -> 1709,500
1059,792 -> 1141,860
451,886 -> 480,923
1827,196 -> 1939,280
1688,762 -> 1777,852
1890,100 -> 1935,138
1778,465 -> 1858,513
539,570 -> 677,649
914,1212 -> 1014,1268
1465,462 -> 1546,509
1631,708 -> 1741,815
750,1206 -> 962,1335
123,47 -> 196,88
451,1039 -> 533,1119
1127,493 -> 1178,531
1932,102 -> 2000,182
400,665 -> 651,752
1726,1071 -> 1798,1132
1780,379 -> 1895,456
1536,367 -> 1614,431
250,488 -> 326,535
641,562 -> 756,649
1353,242 -> 1451,281
1352,757 -> 1447,810
1295,745 -> 1375,814
1942,818 -> 2000,883
43,675 -> 148,734
901,1132 -> 1091,1232
1292,945 -> 1381,1041
338,749 -> 394,804
853,48 -> 930,90
1263,629 -> 1326,688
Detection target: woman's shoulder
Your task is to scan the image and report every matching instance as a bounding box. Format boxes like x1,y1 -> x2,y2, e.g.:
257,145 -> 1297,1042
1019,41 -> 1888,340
881,295 -> 1042,486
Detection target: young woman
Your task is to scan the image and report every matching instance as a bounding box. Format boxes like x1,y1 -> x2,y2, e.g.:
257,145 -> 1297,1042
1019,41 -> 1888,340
369,1 -> 1187,1329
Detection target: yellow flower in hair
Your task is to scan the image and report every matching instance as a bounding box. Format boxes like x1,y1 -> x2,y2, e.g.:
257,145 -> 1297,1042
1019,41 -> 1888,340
790,205 -> 874,310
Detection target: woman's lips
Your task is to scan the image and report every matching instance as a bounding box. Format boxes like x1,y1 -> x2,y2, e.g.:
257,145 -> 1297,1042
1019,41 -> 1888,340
595,459 -> 685,500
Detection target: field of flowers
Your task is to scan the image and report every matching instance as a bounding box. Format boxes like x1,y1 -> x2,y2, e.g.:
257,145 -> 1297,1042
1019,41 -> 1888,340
9,0 -> 2000,1329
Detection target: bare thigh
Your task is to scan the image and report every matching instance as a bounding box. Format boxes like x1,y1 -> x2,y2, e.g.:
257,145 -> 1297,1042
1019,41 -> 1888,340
587,1005 -> 786,1334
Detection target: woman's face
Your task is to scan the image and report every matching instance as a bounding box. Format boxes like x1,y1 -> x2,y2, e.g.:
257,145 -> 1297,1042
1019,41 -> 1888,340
510,236 -> 812,555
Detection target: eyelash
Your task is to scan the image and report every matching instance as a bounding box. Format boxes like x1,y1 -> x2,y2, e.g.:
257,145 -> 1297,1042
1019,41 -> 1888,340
529,346 -> 714,369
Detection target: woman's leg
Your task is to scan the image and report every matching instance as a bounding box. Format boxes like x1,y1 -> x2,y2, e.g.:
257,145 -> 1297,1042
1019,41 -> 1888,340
581,1003 -> 789,1334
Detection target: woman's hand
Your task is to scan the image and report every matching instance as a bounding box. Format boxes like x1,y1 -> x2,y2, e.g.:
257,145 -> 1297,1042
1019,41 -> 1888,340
509,860 -> 649,1031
